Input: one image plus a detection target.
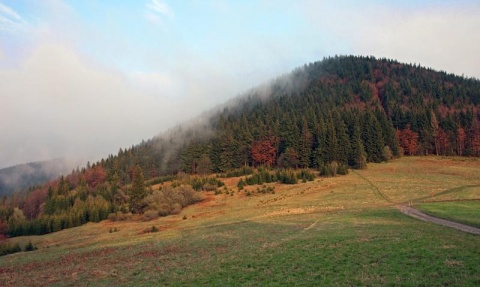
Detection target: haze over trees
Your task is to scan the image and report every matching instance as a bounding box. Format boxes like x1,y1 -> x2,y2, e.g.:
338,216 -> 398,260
1,55 -> 479,237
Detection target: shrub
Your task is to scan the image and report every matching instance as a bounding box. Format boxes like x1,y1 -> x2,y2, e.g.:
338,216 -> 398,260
297,169 -> 315,182
221,167 -> 254,178
108,213 -> 117,222
0,243 -> 21,256
116,212 -> 132,221
143,210 -> 159,221
24,241 -> 37,252
237,179 -> 245,190
151,226 -> 159,233
383,146 -> 393,161
170,203 -> 182,215
337,164 -> 349,175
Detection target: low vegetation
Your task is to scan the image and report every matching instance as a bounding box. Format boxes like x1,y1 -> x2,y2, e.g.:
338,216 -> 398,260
0,157 -> 478,286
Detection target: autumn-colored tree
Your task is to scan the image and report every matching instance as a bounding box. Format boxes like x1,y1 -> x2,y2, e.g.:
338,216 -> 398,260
251,136 -> 277,167
430,110 -> 439,155
23,188 -> 48,219
471,123 -> 480,156
456,127 -> 466,156
84,166 -> 107,188
397,125 -> 419,156
436,128 -> 450,155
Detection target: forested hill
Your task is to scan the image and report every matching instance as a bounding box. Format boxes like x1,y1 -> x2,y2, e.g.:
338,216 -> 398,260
175,55 -> 480,173
2,55 -> 480,237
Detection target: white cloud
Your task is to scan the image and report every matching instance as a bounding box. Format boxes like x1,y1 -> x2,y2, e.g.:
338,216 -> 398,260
0,2 -> 25,32
147,0 -> 174,18
0,3 -> 22,21
300,1 -> 480,78
145,0 -> 174,27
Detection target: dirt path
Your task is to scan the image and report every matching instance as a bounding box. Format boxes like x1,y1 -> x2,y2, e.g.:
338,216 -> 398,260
397,205 -> 480,235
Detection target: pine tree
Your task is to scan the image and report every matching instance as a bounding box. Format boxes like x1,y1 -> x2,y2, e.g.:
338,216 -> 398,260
335,118 -> 350,165
129,165 -> 146,214
349,121 -> 367,169
298,118 -> 313,168
362,111 -> 385,162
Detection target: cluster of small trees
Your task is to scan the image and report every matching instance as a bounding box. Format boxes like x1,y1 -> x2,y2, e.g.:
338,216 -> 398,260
239,168 -> 316,186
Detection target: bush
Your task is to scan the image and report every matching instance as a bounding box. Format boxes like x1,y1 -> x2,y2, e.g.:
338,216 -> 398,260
108,213 -> 117,222
320,162 -> 349,177
116,212 -> 132,221
383,146 -> 393,161
170,203 -> 182,215
151,226 -> 159,233
24,241 -> 37,252
276,169 -> 298,184
297,169 -> 315,182
237,179 -> 245,190
337,164 -> 349,175
0,243 -> 21,256
221,167 -> 254,178
143,210 -> 159,221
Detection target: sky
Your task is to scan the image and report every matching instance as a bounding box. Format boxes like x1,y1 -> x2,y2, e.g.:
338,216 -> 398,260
0,0 -> 479,169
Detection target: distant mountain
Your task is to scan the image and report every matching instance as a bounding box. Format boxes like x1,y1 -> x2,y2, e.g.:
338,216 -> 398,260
0,159 -> 76,196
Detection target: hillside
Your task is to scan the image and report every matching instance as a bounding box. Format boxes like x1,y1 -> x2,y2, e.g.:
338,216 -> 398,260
103,55 -> 480,180
1,55 -> 480,238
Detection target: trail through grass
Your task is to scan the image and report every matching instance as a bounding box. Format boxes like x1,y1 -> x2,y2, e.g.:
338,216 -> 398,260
416,201 -> 480,228
1,157 -> 479,286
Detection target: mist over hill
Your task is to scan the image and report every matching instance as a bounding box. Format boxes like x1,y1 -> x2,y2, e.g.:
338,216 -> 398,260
100,55 -> 480,181
0,159 -> 77,196
1,55 -> 480,237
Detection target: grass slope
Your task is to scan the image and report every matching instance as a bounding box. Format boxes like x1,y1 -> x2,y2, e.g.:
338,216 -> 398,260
416,201 -> 480,228
1,157 -> 479,286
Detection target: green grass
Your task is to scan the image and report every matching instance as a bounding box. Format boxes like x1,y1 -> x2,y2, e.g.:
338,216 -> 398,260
1,156 -> 480,286
416,201 -> 480,228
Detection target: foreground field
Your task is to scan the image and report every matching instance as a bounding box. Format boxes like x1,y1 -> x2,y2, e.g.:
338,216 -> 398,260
1,157 -> 479,286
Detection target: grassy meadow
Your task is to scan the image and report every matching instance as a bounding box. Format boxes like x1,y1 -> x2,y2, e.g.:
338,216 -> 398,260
1,156 -> 479,286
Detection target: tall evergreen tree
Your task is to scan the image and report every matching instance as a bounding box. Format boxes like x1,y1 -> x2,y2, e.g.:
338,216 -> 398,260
362,111 -> 385,162
129,165 -> 146,214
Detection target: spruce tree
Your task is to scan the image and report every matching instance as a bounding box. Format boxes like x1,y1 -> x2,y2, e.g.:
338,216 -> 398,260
129,165 -> 146,214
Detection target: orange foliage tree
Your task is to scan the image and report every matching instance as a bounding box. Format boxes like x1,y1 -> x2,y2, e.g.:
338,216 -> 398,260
456,127 -> 466,155
396,125 -> 419,156
251,136 -> 278,167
